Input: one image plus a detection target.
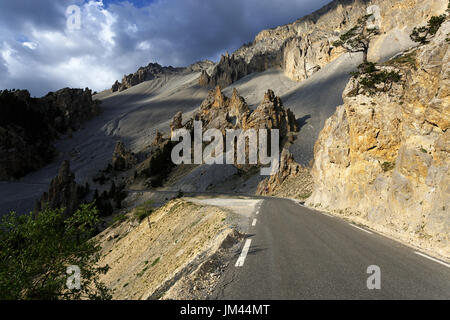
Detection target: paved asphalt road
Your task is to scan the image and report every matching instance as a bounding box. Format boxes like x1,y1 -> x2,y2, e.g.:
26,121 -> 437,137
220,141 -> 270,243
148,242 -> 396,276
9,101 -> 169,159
213,198 -> 450,300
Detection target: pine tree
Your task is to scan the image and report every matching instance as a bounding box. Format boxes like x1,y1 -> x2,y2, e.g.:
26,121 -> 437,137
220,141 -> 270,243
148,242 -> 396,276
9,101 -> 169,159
333,14 -> 380,63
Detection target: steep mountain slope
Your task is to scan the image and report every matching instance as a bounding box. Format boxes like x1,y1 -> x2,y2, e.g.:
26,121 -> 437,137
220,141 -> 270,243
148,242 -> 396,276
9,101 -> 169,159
308,21 -> 449,257
0,71 -> 209,216
1,0 -> 447,220
202,0 -> 447,87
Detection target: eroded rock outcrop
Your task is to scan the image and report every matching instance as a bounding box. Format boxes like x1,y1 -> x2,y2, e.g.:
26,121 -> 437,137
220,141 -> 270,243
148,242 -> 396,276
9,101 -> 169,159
170,112 -> 184,136
112,60 -> 214,92
257,148 -> 312,199
307,21 -> 450,256
112,141 -> 137,171
188,86 -> 297,139
200,52 -> 279,88
111,63 -> 182,92
0,88 -> 100,180
35,161 -> 80,217
242,89 -> 298,137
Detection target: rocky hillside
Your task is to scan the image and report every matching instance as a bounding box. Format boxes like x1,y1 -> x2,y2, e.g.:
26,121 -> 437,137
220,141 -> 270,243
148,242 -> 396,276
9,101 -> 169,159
307,20 -> 449,257
0,88 -> 100,181
112,60 -> 214,92
95,198 -> 248,300
200,0 -> 447,87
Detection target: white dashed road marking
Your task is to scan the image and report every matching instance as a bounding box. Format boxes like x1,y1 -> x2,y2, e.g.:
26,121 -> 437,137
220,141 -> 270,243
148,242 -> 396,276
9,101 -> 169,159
350,224 -> 373,234
252,219 -> 257,227
415,252 -> 450,268
235,239 -> 252,267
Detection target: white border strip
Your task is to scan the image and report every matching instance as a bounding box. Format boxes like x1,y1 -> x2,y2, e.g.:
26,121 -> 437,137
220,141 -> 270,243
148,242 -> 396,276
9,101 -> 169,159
235,239 -> 252,267
415,252 -> 450,268
320,211 -> 334,218
350,224 -> 373,234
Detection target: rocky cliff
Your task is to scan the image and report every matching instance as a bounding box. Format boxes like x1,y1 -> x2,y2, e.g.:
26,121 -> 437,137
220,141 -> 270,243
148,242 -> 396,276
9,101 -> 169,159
35,160 -> 86,217
174,86 -> 298,147
201,0 -> 447,87
112,60 -> 214,92
307,20 -> 449,257
0,88 -> 100,180
257,148 -> 313,199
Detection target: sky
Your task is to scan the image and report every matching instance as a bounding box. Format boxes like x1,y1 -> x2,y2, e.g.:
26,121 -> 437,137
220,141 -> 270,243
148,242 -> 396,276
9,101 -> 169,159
0,0 -> 331,97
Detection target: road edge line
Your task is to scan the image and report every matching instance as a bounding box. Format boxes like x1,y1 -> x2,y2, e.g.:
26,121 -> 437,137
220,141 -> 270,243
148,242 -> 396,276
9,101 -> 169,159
350,223 -> 373,234
415,251 -> 450,268
235,239 -> 252,267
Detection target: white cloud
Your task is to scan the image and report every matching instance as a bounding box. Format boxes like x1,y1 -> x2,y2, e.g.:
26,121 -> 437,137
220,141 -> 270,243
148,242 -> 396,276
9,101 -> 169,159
0,0 -> 331,96
22,41 -> 38,50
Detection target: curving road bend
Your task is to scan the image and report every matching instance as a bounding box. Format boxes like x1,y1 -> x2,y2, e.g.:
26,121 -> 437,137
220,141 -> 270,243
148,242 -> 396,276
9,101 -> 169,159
213,198 -> 450,300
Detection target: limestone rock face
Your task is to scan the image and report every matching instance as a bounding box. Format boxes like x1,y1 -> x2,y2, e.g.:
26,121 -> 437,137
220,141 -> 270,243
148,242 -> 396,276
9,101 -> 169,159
242,89 -> 298,137
282,34 -> 344,82
112,60 -> 213,92
308,21 -> 450,256
257,148 -> 312,198
191,86 -> 297,139
152,130 -> 164,147
112,63 -> 183,92
201,51 -> 280,88
36,160 -> 79,217
199,70 -> 210,87
112,141 -> 137,171
185,60 -> 215,73
191,86 -> 248,134
201,0 -> 447,87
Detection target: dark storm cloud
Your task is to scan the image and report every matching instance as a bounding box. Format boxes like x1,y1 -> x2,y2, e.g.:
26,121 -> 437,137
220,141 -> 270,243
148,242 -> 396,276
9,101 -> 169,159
0,0 -> 331,96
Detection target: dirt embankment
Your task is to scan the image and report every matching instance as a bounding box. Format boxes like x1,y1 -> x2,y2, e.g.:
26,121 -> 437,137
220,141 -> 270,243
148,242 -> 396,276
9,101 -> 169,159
96,197 -> 258,300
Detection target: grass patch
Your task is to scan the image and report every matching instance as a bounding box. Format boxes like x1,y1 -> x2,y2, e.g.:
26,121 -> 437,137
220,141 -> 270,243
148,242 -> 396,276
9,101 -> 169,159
384,51 -> 417,70
137,266 -> 149,278
298,192 -> 312,199
190,219 -> 201,228
151,257 -> 160,267
134,200 -> 154,222
113,213 -> 128,224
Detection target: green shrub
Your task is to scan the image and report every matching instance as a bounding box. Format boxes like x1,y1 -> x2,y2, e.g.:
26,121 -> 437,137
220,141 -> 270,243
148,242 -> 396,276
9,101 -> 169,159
332,14 -> 380,63
411,14 -> 446,44
0,204 -> 111,300
349,63 -> 402,96
151,257 -> 160,267
134,200 -> 154,222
